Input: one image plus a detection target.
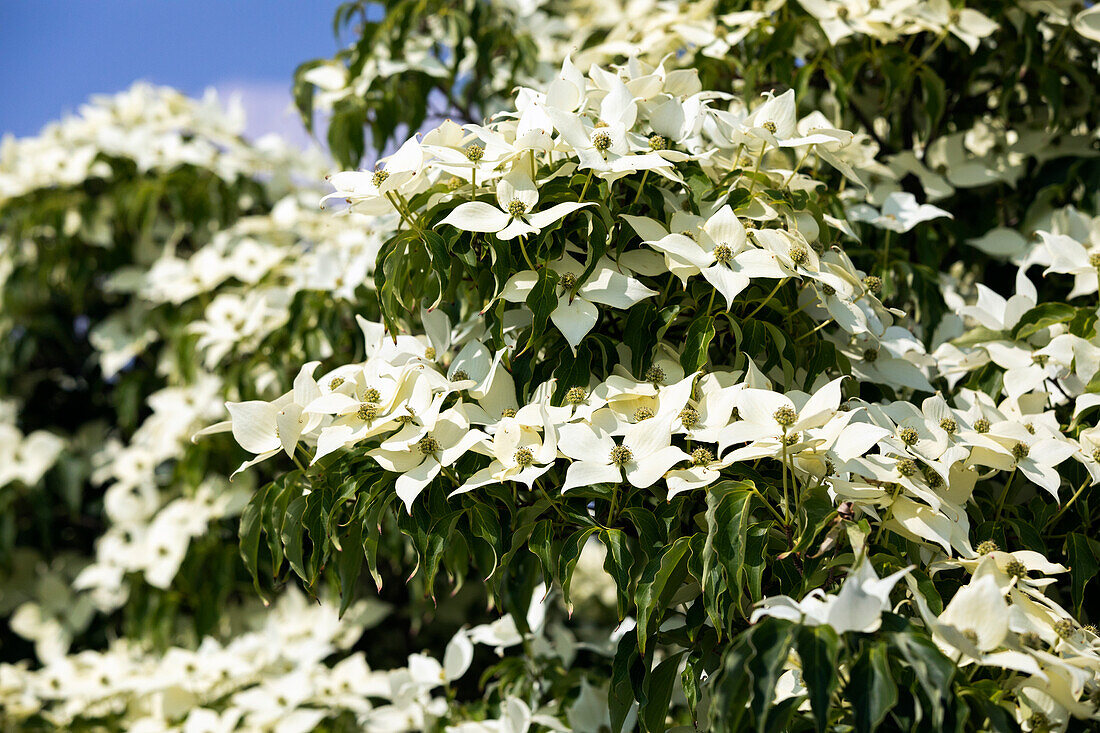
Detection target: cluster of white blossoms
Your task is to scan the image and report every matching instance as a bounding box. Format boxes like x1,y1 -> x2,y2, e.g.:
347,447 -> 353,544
1,579 -> 639,732
4,1 -> 1100,728
199,56 -> 1100,727
0,84 -> 321,204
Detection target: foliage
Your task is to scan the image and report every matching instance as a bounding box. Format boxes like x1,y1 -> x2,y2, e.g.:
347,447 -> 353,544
3,2 -> 1100,732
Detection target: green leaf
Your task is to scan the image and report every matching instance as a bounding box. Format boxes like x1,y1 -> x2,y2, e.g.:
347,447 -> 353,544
238,483 -> 270,599
702,480 -> 755,630
890,629 -> 954,726
526,266 -> 559,336
635,536 -> 691,655
601,527 -> 633,619
797,625 -> 840,731
680,313 -> 715,373
641,651 -> 687,733
1065,532 -> 1100,616
1010,302 -> 1075,340
849,642 -> 897,733
747,619 -> 797,733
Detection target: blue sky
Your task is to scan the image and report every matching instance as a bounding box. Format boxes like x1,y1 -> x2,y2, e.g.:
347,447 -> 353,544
0,0 -> 347,145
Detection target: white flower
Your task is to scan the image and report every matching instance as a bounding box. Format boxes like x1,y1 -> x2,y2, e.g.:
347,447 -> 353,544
559,410 -> 690,492
751,560 -> 911,634
501,256 -> 658,350
439,169 -> 591,240
848,192 -> 953,233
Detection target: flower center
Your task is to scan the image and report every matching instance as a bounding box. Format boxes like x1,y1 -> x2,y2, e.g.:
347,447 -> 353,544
372,169 -> 389,187
645,365 -> 666,385
633,406 -> 655,422
328,377 -> 345,390
862,275 -> 882,295
896,458 -> 917,477
863,348 -> 879,363
679,407 -> 700,429
609,445 -> 633,466
1031,353 -> 1049,367
559,272 -> 578,291
1004,560 -> 1028,579
789,244 -> 808,266
648,134 -> 667,150
362,387 -> 381,403
451,370 -> 470,382
898,427 -> 919,446
691,447 -> 713,466
773,405 -> 798,428
1012,442 -> 1029,461
761,120 -> 777,133
514,447 -> 534,467
939,418 -> 957,434
356,403 -> 378,422
507,199 -> 527,218
713,244 -> 733,265
976,540 -> 999,555
500,408 -> 517,418
1053,619 -> 1075,640
592,131 -> 612,151
566,386 -> 587,405
424,346 -> 436,360
973,417 -> 991,433
1090,252 -> 1100,268
464,144 -> 485,162
418,435 -> 440,456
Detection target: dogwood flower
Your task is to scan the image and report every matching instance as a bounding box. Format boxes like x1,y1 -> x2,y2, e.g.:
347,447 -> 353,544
751,560 -> 911,634
559,411 -> 689,492
370,408 -> 487,510
439,170 -> 591,240
501,256 -> 658,350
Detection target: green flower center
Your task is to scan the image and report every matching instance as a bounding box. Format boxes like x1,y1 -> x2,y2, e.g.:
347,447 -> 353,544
372,169 -> 389,187
356,403 -> 378,422
328,377 -> 345,390
762,120 -> 778,133
898,427 -> 919,446
507,199 -> 527,217
974,418 -> 991,433
940,418 -> 957,434
691,447 -> 713,466
774,405 -> 798,428
464,144 -> 485,162
452,370 -> 470,382
514,447 -> 534,467
593,131 -> 612,151
976,540 -> 999,555
679,407 -> 700,429
610,445 -> 633,466
1012,442 -> 1030,461
789,244 -> 809,265
648,134 -> 668,150
418,435 -> 440,456
1053,618 -> 1075,639
633,407 -> 655,422
362,387 -> 381,403
896,458 -> 918,477
645,365 -> 666,385
863,348 -> 879,363
862,275 -> 882,295
500,408 -> 517,418
566,387 -> 587,405
713,244 -> 733,265
559,272 -> 578,291
1005,560 -> 1028,579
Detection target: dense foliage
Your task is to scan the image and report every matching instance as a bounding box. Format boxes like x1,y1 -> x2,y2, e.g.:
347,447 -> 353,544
3,2 -> 1100,731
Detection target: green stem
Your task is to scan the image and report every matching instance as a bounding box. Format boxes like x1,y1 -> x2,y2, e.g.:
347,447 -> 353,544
744,278 -> 787,320
994,469 -> 1016,523
1045,476 -> 1088,528
631,170 -> 650,207
578,170 -> 593,202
